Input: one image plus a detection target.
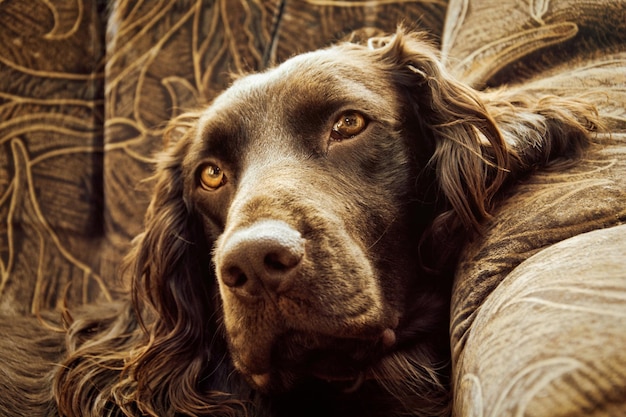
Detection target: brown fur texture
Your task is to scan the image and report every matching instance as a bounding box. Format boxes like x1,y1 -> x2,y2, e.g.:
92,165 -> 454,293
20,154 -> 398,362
1,29 -> 599,417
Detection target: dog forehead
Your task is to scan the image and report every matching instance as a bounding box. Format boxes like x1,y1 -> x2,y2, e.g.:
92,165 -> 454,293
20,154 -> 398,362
224,47 -> 386,109
192,45 -> 398,159
269,46 -> 370,81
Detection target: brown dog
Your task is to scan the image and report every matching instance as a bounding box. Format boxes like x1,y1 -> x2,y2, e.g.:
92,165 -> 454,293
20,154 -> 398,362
1,29 -> 598,417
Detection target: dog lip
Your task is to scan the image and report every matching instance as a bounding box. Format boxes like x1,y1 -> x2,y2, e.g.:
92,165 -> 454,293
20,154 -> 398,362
314,370 -> 367,394
236,324 -> 399,393
232,339 -> 276,378
291,329 -> 395,368
250,373 -> 272,390
234,314 -> 399,369
380,327 -> 397,348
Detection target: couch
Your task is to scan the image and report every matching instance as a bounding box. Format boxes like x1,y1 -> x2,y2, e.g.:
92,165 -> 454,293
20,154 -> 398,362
1,0 -> 625,415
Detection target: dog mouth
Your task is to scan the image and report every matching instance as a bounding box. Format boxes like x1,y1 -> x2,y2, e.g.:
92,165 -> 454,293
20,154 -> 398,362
235,326 -> 398,392
214,217 -> 403,393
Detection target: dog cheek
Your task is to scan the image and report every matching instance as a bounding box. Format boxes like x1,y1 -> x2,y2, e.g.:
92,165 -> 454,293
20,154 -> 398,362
294,230 -> 389,331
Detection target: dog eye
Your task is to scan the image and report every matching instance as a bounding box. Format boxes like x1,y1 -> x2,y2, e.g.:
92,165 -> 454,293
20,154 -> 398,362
330,111 -> 367,141
199,163 -> 226,190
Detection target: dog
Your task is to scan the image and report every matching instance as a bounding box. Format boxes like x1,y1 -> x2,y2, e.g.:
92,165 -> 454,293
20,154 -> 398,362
0,28 -> 599,417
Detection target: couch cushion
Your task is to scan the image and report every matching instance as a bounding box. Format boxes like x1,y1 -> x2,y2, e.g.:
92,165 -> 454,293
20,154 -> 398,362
0,0 -> 108,314
453,224 -> 626,416
441,0 -> 626,88
442,1 -> 626,414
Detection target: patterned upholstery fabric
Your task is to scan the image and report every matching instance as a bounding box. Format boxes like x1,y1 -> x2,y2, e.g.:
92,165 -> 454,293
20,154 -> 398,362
1,1 -> 624,415
443,1 -> 626,414
451,140 -> 626,415
454,224 -> 626,416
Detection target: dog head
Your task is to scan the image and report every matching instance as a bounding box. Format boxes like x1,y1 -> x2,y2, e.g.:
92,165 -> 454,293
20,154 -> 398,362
124,28 -> 596,415
171,31 -> 479,391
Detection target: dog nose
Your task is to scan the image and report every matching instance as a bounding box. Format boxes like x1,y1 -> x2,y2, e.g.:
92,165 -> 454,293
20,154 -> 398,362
217,220 -> 305,295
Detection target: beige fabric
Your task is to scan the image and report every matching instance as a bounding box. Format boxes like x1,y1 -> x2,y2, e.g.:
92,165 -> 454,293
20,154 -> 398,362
451,133 -> 626,415
443,1 -> 626,415
442,0 -> 626,88
454,224 -> 626,416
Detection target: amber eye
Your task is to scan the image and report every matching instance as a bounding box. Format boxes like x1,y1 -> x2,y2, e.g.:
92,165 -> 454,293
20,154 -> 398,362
199,164 -> 226,190
330,111 -> 367,141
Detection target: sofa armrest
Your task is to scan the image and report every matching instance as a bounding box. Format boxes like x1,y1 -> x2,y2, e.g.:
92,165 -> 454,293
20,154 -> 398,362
453,224 -> 626,416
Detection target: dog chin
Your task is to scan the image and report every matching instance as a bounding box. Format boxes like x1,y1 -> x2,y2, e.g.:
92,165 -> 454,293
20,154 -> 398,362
237,328 -> 397,393
248,369 -> 367,395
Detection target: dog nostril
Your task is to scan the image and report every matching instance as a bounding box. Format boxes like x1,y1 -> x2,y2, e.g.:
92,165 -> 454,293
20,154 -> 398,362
223,266 -> 248,288
264,251 -> 300,272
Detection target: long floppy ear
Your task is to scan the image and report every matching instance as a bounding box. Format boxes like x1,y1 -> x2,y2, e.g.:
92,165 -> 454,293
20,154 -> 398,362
130,111 -> 207,329
122,111 -> 244,415
372,29 -> 599,234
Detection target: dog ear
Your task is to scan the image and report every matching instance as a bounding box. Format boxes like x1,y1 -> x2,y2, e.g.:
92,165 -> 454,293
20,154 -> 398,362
371,29 -> 510,233
130,111 -> 207,329
371,28 -> 598,234
122,111 -> 243,415
56,112 -> 246,416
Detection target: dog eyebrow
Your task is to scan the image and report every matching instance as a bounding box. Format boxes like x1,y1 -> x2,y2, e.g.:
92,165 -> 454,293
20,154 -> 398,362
279,98 -> 366,156
284,80 -> 383,125
195,117 -> 246,165
290,99 -> 346,126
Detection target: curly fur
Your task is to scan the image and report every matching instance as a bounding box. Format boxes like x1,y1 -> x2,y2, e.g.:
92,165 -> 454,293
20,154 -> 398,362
0,28 -> 599,417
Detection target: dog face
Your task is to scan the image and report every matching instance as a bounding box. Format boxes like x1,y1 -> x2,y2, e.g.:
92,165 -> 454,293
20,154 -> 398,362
182,46 -> 425,391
